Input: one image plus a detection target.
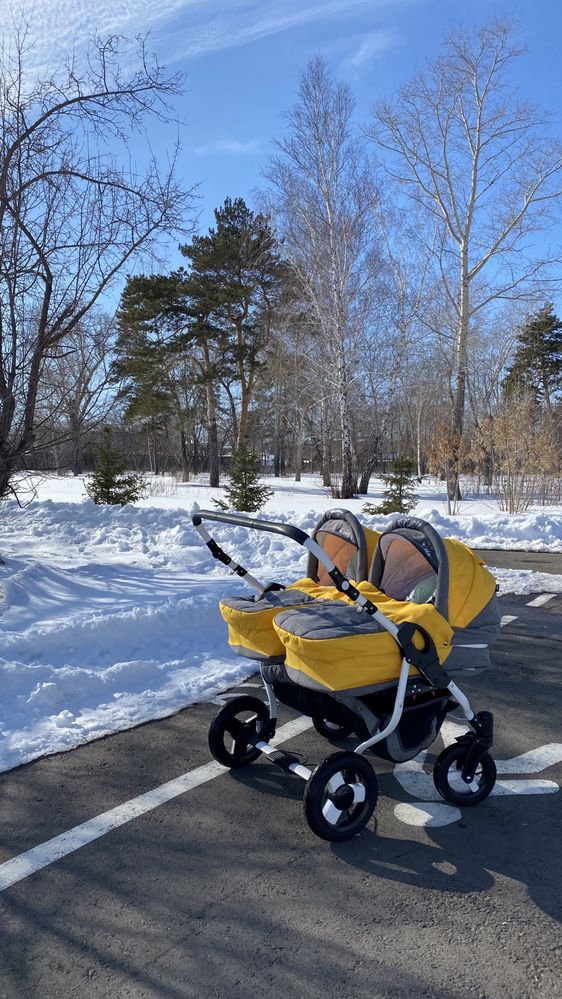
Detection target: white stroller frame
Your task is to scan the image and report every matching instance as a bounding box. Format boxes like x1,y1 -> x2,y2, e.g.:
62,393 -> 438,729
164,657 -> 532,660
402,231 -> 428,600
193,505 -> 496,841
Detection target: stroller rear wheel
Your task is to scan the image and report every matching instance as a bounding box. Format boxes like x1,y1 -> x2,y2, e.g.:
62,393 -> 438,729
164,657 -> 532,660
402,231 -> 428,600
312,716 -> 354,741
208,696 -> 270,769
433,742 -> 496,805
304,752 -> 378,842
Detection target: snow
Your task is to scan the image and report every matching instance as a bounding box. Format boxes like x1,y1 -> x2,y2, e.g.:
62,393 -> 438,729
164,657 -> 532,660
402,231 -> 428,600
0,471 -> 561,774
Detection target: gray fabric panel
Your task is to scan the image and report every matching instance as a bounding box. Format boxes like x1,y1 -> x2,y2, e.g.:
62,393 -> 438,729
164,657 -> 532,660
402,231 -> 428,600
229,645 -> 285,662
331,691 -> 381,731
445,645 -> 491,672
261,661 -> 292,684
221,590 -> 316,614
275,602 -> 386,641
283,664 -> 393,696
306,508 -> 368,582
452,594 -> 501,647
284,664 -> 331,690
384,721 -> 441,762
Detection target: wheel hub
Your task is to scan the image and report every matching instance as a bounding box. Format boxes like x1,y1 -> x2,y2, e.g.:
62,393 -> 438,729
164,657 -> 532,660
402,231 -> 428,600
332,783 -> 355,810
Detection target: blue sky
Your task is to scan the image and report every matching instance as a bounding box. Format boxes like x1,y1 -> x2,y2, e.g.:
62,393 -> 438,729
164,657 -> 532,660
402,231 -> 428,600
7,0 -> 562,253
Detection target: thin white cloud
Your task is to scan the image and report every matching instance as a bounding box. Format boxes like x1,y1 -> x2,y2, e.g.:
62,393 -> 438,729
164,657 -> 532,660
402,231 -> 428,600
346,29 -> 396,67
0,0 -> 408,68
193,139 -> 263,156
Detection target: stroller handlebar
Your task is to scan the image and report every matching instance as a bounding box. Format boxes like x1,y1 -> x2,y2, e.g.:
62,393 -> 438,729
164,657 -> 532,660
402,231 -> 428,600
191,507 -> 310,546
190,505 -> 393,625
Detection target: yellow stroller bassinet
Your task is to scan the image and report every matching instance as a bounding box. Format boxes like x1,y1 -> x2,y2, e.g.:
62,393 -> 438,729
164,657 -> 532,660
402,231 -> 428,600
193,509 -> 500,842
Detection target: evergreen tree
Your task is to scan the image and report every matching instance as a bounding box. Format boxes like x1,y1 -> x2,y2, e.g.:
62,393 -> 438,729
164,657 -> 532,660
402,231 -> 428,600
115,272 -> 195,479
218,442 -> 273,513
363,458 -> 418,515
180,197 -> 284,445
504,304 -> 562,414
86,427 -> 145,505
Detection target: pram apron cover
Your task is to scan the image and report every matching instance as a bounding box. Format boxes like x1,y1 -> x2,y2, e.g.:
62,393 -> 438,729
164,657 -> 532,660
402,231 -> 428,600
219,511 -> 379,661
272,517 -> 500,693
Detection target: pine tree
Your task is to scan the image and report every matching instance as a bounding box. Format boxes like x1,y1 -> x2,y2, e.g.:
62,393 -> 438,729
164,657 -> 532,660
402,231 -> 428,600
363,458 -> 418,515
180,197 -> 283,445
504,304 -> 562,414
219,441 -> 273,513
86,427 -> 145,505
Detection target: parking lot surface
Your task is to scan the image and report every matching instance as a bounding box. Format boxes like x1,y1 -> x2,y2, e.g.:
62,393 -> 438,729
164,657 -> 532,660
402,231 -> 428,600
1,579 -> 561,999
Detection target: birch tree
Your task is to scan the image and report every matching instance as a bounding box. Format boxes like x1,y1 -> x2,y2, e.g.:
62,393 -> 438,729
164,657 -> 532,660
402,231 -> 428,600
370,21 -> 562,500
267,57 -> 383,498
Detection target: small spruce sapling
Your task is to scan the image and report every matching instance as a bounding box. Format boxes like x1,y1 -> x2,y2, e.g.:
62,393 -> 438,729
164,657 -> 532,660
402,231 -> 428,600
362,458 -> 418,515
214,441 -> 273,513
86,427 -> 145,505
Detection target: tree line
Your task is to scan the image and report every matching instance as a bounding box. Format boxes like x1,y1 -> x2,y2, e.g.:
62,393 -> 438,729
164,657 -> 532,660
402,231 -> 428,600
1,22 -> 561,512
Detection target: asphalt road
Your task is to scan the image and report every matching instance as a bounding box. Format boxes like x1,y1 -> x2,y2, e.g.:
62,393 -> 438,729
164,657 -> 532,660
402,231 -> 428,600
0,554 -> 561,999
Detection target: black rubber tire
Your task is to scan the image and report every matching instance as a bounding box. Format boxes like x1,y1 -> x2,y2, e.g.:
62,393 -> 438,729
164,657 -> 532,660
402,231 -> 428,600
208,696 -> 270,769
433,742 -> 497,806
312,716 -> 354,741
303,751 -> 378,842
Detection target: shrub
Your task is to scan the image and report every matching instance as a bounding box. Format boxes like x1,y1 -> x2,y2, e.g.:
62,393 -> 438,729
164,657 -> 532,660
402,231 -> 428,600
86,427 -> 145,505
216,441 -> 273,513
362,458 -> 418,515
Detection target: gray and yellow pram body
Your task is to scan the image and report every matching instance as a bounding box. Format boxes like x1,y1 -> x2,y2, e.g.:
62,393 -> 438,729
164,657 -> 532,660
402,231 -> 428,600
193,507 -> 500,842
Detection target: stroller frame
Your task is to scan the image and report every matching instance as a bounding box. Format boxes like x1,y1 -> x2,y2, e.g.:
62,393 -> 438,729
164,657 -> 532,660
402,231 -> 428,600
193,506 -> 495,841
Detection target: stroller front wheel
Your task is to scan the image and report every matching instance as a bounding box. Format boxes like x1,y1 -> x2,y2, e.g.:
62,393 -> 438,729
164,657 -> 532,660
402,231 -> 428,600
304,751 -> 378,842
208,695 -> 270,769
433,743 -> 496,805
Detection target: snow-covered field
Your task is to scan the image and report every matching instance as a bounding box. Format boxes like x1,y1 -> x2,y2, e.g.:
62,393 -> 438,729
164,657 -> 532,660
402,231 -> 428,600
1,471 -> 561,774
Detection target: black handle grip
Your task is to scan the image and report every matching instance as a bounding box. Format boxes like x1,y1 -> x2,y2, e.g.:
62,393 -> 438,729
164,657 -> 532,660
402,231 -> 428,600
191,508 -> 310,546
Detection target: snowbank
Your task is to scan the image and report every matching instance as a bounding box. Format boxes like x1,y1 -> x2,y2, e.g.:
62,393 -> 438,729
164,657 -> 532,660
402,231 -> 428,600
0,473 -> 560,773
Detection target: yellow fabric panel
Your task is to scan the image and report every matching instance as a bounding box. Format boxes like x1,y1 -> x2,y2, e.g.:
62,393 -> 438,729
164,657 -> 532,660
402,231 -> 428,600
286,578 -> 355,600
219,597 -> 309,658
355,584 -> 454,664
219,571 -> 366,660
279,628 -> 409,690
274,595 -> 454,692
443,539 -> 497,628
363,527 -> 381,571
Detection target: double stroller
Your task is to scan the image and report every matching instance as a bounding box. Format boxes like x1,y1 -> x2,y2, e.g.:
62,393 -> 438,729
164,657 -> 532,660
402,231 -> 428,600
193,506 -> 501,841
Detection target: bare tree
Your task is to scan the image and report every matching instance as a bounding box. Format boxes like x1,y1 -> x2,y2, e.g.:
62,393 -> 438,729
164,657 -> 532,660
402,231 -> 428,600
38,313 -> 117,474
0,31 -> 196,497
266,57 -> 383,498
473,392 -> 559,513
370,21 -> 562,500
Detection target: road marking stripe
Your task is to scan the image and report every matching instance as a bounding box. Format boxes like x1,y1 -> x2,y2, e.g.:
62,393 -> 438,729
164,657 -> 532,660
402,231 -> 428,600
0,714 -> 313,894
500,615 -> 518,627
526,593 -> 556,607
495,744 -> 562,774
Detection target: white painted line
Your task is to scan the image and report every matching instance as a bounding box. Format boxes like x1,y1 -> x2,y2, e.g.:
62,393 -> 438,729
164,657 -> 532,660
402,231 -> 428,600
500,615 -> 518,628
493,779 -> 559,795
0,714 -> 313,894
526,593 -> 556,607
393,802 -> 461,827
495,744 -> 562,774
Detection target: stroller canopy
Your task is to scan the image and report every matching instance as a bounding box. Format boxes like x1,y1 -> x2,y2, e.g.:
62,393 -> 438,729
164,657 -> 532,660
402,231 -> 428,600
370,517 -> 499,638
307,508 -> 370,585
